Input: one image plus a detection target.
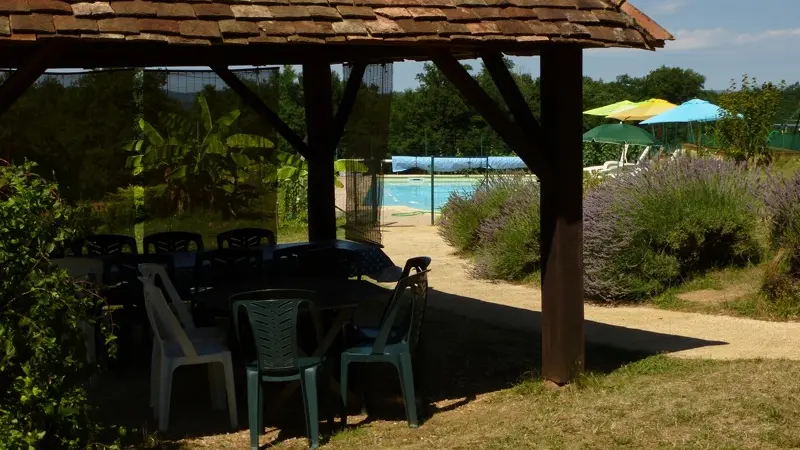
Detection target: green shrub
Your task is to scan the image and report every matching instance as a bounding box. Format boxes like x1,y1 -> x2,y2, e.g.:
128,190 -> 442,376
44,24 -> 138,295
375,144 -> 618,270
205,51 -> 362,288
584,158 -> 763,301
438,176 -> 522,253
0,162 -> 114,449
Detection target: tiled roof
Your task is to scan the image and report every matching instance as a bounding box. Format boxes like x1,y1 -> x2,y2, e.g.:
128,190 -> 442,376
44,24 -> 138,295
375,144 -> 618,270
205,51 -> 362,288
0,1 -> 670,56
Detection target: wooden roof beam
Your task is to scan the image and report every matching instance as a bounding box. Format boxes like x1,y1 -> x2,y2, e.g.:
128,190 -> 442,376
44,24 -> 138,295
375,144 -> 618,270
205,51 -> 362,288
429,50 -> 550,180
480,52 -> 543,157
330,62 -> 366,152
211,65 -> 310,160
0,41 -> 61,120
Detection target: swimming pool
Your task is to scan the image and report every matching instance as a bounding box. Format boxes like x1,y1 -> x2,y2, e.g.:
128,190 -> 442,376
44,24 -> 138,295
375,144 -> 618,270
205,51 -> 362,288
382,177 -> 481,211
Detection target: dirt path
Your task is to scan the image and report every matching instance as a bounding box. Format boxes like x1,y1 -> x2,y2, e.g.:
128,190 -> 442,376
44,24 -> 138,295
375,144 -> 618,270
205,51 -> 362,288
381,225 -> 800,360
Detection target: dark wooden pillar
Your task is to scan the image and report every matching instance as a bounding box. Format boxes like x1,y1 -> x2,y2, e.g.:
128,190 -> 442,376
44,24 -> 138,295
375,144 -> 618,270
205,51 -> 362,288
303,62 -> 336,241
539,45 -> 585,384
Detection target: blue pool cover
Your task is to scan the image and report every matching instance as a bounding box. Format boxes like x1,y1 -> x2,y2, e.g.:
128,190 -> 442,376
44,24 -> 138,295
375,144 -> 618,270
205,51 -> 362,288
391,156 -> 527,173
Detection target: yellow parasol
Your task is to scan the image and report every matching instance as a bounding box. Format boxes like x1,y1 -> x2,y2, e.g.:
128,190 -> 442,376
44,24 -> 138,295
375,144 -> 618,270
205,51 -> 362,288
583,100 -> 638,117
607,98 -> 678,121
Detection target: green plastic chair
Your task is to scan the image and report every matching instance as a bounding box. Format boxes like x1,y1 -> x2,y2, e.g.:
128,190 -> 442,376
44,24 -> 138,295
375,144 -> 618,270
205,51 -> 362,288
357,256 -> 431,341
230,290 -> 326,450
340,270 -> 430,428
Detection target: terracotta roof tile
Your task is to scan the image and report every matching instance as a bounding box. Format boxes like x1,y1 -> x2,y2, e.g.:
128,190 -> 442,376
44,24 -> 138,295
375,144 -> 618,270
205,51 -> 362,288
503,7 -> 537,19
258,20 -> 296,36
331,19 -> 368,34
269,6 -> 311,19
374,7 -> 412,19
109,1 -> 157,18
307,6 -> 342,21
192,4 -> 235,20
473,7 -> 505,20
0,0 -> 671,58
249,35 -> 287,43
0,1 -> 30,14
29,0 -> 72,15
231,5 -> 273,20
98,17 -> 139,34
126,32 -> 168,42
0,17 -> 10,36
336,6 -> 375,19
443,7 -> 479,22
154,3 -> 195,19
219,19 -> 260,36
436,20 -> 468,34
72,2 -> 115,17
363,16 -> 403,35
54,15 -> 98,33
465,21 -> 499,35
138,18 -> 180,35
536,8 -> 568,21
407,7 -> 446,20
11,14 -> 56,34
293,20 -> 334,35
179,20 -> 221,38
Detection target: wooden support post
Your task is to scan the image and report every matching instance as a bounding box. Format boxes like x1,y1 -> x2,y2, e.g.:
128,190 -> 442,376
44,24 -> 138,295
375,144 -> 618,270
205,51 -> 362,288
303,62 -> 336,242
0,42 -> 61,120
212,65 -> 310,159
539,45 -> 585,384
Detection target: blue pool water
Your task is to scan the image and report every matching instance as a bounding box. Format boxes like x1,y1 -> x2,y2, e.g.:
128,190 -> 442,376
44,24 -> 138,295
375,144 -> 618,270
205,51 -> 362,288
382,178 -> 481,211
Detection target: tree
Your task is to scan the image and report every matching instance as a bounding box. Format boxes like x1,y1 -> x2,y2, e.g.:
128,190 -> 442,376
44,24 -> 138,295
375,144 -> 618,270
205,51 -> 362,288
127,93 -> 274,217
640,66 -> 706,104
715,75 -> 784,164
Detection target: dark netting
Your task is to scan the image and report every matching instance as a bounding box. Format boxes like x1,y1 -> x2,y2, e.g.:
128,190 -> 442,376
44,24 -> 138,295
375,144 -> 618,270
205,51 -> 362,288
139,68 -> 280,254
340,63 -> 392,246
0,69 -> 139,238
0,68 -> 280,258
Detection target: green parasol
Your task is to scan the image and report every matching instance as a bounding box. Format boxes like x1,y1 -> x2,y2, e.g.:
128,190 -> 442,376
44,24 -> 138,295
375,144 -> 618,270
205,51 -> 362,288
583,123 -> 660,146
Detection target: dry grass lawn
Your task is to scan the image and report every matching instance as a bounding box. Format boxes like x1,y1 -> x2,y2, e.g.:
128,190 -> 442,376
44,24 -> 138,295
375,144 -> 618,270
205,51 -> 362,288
104,304 -> 800,449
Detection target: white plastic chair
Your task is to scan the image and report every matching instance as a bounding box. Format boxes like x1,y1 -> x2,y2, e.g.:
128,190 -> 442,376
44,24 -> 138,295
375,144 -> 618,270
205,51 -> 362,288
140,279 -> 238,431
138,263 -> 220,341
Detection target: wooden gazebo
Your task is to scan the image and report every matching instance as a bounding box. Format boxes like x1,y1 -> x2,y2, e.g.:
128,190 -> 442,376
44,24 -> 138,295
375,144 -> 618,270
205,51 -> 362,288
0,0 -> 671,384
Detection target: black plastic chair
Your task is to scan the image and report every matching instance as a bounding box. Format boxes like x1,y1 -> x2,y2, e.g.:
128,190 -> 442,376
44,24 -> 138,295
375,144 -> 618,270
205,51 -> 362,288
143,231 -> 204,255
230,290 -> 327,450
217,228 -> 276,249
79,234 -> 138,257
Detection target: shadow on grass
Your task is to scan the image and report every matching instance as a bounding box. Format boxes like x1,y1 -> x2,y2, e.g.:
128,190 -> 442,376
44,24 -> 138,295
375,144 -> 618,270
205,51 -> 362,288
92,287 -> 726,448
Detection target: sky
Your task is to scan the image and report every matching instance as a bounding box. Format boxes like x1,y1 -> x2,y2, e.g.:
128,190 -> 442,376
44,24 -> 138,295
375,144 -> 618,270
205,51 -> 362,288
391,0 -> 800,92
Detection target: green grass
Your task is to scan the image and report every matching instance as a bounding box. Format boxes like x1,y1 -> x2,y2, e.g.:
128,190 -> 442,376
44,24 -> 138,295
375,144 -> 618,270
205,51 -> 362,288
315,356 -> 800,450
646,264 -> 800,321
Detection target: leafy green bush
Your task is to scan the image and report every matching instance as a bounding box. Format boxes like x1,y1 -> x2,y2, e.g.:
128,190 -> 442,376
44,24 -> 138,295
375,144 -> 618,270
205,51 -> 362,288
438,176 -> 522,252
472,178 -> 541,281
0,162 -> 114,448
584,158 -> 763,301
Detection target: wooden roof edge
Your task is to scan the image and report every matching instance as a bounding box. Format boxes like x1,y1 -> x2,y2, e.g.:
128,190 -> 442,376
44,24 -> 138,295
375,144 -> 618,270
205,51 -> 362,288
620,1 -> 675,42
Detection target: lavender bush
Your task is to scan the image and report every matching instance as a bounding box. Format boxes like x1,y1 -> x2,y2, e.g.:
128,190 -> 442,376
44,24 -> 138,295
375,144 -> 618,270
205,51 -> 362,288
438,175 -> 526,253
472,178 -> 541,280
761,172 -> 800,303
584,157 -> 763,301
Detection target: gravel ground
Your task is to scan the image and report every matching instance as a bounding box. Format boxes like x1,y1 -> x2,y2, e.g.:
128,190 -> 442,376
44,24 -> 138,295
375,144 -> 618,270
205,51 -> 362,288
380,224 -> 800,361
